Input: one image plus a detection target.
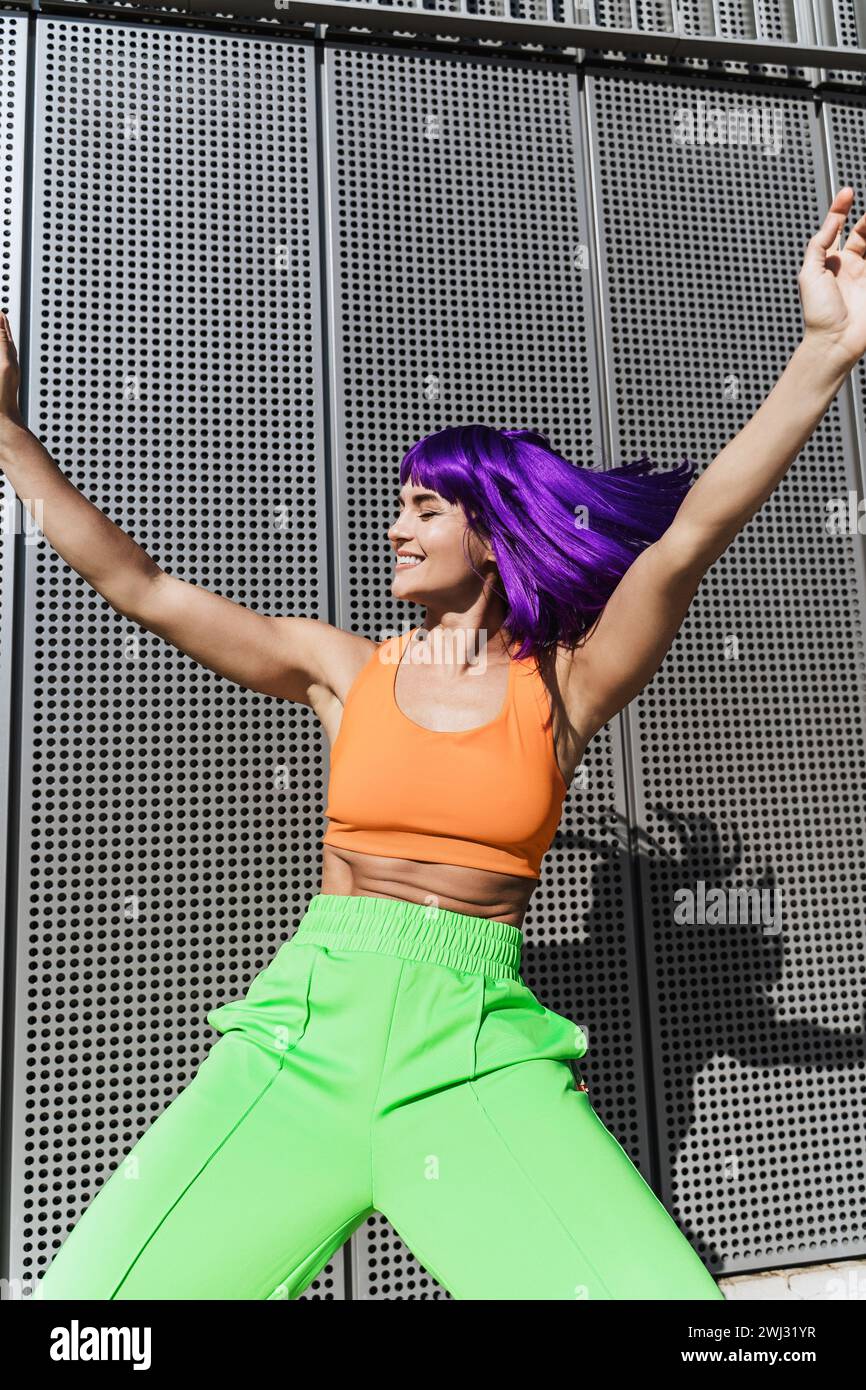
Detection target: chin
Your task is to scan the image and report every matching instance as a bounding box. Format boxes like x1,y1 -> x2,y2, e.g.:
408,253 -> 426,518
392,582 -> 428,604
393,571 -> 426,594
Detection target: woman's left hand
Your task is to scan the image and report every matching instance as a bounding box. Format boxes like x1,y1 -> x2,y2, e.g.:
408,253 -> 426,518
799,187 -> 866,370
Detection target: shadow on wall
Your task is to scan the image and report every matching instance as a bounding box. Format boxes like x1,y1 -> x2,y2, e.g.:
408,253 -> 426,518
528,805 -> 866,1274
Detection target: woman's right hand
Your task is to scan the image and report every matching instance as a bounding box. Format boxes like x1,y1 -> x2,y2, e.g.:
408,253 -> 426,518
0,311 -> 24,428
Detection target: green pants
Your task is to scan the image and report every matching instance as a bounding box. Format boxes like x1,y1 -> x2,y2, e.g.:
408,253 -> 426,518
34,892 -> 724,1301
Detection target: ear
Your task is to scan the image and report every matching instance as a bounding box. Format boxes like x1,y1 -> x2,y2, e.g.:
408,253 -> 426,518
476,527 -> 497,566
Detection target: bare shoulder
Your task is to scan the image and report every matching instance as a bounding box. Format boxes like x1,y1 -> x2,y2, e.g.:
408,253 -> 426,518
554,623 -> 613,744
270,616 -> 380,705
531,638 -> 602,785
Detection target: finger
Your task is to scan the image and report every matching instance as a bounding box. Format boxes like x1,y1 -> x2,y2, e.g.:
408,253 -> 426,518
816,188 -> 854,249
801,219 -> 845,273
831,186 -> 855,242
802,194 -> 852,273
0,311 -> 17,356
842,207 -> 866,258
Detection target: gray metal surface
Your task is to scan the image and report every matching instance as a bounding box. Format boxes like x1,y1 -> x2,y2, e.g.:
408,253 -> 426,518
817,0 -> 866,85
588,67 -> 866,1273
0,12 -> 28,1298
318,39 -> 641,1297
3,15 -> 338,1298
0,0 -> 852,79
0,8 -> 863,1302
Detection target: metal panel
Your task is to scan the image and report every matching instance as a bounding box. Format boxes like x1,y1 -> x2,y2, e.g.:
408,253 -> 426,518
6,14 -> 339,1299
0,10 -> 28,1298
816,0 -> 866,87
592,0 -> 814,82
24,0 -> 831,80
826,97 -> 866,502
320,39 -> 645,1298
588,68 -> 866,1275
2,6 -> 863,1304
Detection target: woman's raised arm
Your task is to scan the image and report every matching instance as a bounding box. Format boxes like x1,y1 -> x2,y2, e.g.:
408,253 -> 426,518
567,187 -> 864,740
0,311 -> 365,707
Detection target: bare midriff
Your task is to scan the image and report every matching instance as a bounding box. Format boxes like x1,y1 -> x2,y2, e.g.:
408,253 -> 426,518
319,843 -> 538,929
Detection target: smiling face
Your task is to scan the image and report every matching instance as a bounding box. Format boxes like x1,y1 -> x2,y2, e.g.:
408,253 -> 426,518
388,483 -> 497,606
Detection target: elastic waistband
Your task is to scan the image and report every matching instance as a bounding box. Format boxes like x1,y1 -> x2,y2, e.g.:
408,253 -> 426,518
293,893 -> 523,980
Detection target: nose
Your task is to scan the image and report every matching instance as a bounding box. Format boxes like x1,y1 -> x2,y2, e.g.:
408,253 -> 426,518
387,511 -> 413,546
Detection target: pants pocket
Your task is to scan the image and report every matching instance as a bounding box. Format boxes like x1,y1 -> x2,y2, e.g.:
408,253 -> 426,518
470,974 -> 588,1083
206,939 -> 319,1062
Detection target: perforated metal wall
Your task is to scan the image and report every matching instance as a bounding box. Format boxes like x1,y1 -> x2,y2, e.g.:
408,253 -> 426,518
591,0 -> 813,83
0,12 -> 28,1210
828,96 -> 866,503
322,41 -> 650,1297
2,12 -> 864,1302
4,16 -> 340,1299
588,69 -> 866,1272
819,0 -> 866,86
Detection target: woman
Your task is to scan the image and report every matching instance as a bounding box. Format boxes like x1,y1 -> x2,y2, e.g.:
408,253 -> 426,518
3,187 -> 864,1301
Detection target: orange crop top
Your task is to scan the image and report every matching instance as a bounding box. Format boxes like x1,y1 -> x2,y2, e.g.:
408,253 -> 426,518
322,625 -> 569,880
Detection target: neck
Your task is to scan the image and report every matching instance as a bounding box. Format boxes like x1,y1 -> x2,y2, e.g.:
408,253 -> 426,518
409,620 -> 513,669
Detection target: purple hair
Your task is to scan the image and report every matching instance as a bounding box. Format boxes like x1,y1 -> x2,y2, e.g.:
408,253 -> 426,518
398,423 -> 698,664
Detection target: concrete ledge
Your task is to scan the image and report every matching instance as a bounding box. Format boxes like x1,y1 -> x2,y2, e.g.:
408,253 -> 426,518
719,1259 -> 866,1300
